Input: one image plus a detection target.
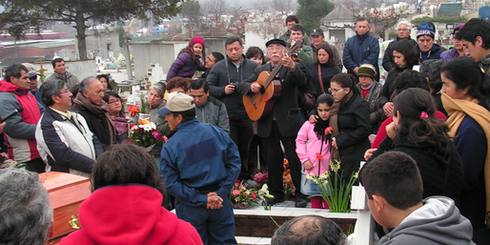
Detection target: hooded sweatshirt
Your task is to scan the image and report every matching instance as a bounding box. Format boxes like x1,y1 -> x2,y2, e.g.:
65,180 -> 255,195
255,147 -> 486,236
61,185 -> 202,245
380,196 -> 475,245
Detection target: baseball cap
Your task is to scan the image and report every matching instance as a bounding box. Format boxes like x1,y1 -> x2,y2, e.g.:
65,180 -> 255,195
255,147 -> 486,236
28,71 -> 39,79
158,92 -> 195,117
311,29 -> 324,37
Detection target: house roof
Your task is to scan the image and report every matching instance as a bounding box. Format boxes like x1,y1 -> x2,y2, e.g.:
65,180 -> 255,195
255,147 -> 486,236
437,3 -> 462,17
322,4 -> 355,23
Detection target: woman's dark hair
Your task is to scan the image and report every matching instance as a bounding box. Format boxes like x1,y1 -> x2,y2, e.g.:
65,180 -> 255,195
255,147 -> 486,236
393,88 -> 449,157
245,46 -> 265,64
392,39 -> 419,69
96,74 -> 112,90
391,70 -> 430,100
420,59 -> 444,94
103,90 -> 125,117
330,73 -> 358,96
440,57 -> 490,110
166,76 -> 190,93
315,43 -> 335,66
92,144 -> 164,195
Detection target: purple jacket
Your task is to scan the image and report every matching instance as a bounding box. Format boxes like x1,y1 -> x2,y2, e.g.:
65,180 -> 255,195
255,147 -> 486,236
440,48 -> 461,63
166,52 -> 203,80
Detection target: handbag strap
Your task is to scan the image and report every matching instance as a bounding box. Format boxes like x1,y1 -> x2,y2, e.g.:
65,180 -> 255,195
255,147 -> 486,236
317,64 -> 325,93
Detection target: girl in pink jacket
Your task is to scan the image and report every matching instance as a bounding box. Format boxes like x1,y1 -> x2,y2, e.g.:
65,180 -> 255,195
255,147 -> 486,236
296,94 -> 333,209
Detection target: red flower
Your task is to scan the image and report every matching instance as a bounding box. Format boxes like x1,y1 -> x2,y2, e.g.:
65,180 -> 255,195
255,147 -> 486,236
315,152 -> 323,161
151,130 -> 162,140
163,136 -> 169,143
128,105 -> 140,117
232,189 -> 241,196
251,192 -> 257,200
324,126 -> 334,136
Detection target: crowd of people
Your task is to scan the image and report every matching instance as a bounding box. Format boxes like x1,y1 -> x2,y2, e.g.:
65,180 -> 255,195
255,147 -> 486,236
1,14 -> 490,245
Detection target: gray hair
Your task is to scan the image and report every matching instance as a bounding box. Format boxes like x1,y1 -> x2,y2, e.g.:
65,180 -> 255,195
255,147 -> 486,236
40,79 -> 67,106
396,20 -> 412,30
149,83 -> 165,97
78,76 -> 98,95
271,215 -> 346,245
0,169 -> 52,245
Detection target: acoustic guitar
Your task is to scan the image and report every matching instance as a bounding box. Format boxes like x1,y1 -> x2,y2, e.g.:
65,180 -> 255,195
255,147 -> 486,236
243,41 -> 303,121
243,66 -> 283,121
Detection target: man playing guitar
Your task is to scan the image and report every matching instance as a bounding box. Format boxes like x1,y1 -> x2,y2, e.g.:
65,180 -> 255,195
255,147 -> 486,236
247,39 -> 308,207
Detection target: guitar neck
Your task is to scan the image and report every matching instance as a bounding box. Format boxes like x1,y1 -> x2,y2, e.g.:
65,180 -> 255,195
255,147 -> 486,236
263,65 -> 282,88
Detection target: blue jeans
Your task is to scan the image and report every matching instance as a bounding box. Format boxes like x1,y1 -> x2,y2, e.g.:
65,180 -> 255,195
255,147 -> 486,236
176,198 -> 236,245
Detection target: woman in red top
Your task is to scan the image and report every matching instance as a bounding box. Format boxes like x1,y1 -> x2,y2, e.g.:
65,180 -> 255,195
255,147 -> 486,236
61,144 -> 202,245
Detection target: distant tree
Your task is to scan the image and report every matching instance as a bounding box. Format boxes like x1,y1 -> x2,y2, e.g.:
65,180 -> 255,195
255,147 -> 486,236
182,0 -> 201,22
0,0 -> 183,60
201,0 -> 227,21
296,0 -> 334,33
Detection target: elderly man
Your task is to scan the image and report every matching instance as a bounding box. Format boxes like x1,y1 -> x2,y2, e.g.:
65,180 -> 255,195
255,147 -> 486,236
416,22 -> 446,62
0,168 -> 52,244
343,17 -> 380,79
271,215 -> 346,245
35,79 -> 97,176
45,58 -> 80,91
72,77 -> 116,149
247,38 -> 307,207
0,64 -> 44,172
190,79 -> 229,133
382,20 -> 417,72
159,92 -> 240,245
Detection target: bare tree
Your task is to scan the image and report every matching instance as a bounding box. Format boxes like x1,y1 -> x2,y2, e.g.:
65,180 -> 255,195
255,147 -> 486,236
200,0 -> 227,21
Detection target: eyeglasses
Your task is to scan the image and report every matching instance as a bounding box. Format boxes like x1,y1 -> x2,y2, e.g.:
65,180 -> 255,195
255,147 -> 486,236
328,87 -> 345,94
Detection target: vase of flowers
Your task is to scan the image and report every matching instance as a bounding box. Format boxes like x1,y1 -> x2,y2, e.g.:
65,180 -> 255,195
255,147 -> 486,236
307,159 -> 358,212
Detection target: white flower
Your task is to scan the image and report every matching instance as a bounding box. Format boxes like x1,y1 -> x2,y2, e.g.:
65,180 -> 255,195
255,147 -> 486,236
139,122 -> 156,131
258,184 -> 274,199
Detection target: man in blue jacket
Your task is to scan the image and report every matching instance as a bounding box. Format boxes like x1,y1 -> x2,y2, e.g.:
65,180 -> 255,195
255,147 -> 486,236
343,17 -> 380,80
159,92 -> 241,245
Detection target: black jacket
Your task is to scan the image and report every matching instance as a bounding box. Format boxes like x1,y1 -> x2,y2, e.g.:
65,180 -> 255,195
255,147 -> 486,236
307,63 -> 341,98
382,38 -> 417,72
373,137 -> 464,204
418,43 -> 446,63
246,63 -> 306,138
336,94 -> 371,179
206,57 -> 258,121
71,103 -> 116,149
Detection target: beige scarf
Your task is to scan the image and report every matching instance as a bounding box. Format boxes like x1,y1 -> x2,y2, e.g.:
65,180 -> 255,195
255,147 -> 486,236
328,92 -> 354,161
442,93 -> 490,227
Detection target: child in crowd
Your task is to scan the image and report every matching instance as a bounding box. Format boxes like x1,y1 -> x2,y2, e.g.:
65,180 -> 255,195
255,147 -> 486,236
166,36 -> 205,80
295,94 -> 334,209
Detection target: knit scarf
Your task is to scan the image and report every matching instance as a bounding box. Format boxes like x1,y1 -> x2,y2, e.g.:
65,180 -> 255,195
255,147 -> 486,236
74,93 -> 116,145
442,92 -> 490,227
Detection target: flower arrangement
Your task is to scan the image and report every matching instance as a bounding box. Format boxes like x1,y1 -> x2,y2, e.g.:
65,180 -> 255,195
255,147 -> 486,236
230,181 -> 274,209
128,121 -> 167,148
307,159 -> 358,212
283,159 -> 296,198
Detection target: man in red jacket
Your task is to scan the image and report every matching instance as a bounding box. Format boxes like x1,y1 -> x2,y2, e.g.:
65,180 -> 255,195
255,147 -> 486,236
0,64 -> 44,172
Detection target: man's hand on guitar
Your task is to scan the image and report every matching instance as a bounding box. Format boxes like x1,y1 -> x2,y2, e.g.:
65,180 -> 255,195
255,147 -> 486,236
282,54 -> 296,70
250,82 -> 262,94
224,84 -> 236,95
